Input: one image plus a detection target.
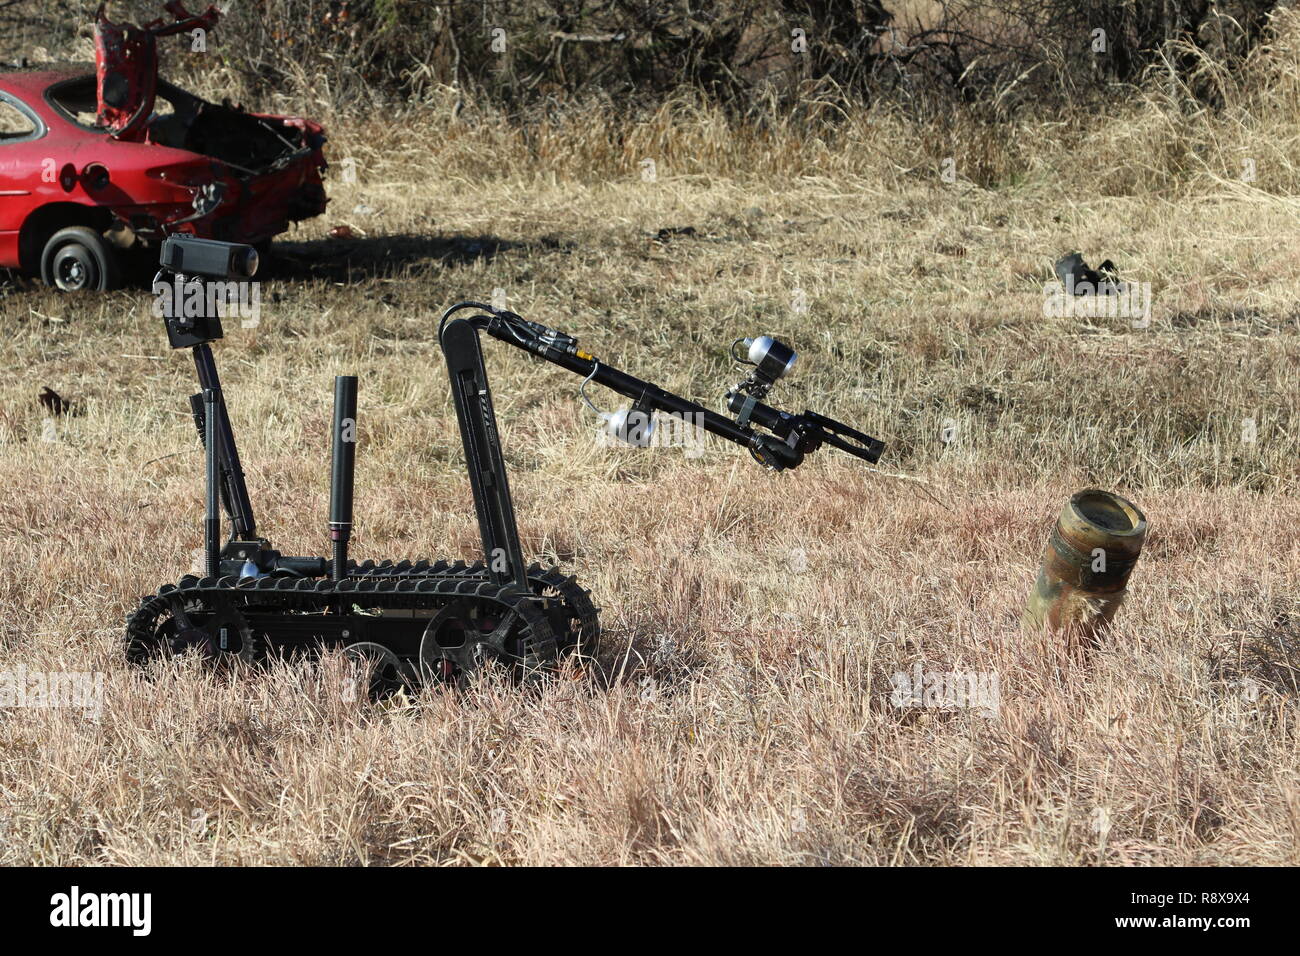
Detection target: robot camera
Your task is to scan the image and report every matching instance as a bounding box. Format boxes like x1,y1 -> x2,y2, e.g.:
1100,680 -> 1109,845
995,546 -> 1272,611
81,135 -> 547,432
160,235 -> 259,280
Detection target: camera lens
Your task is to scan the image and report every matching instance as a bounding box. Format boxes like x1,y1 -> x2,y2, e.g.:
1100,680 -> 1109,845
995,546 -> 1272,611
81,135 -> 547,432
230,246 -> 259,279
745,336 -> 797,382
606,406 -> 656,447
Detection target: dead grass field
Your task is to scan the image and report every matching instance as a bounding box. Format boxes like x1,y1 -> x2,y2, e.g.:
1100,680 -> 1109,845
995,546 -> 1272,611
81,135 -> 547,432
1,11 -> 1299,866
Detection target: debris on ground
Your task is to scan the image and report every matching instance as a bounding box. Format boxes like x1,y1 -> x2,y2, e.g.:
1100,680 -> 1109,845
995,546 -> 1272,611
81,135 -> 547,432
38,386 -> 74,416
1024,488 -> 1147,652
1055,252 -> 1123,295
650,226 -> 698,244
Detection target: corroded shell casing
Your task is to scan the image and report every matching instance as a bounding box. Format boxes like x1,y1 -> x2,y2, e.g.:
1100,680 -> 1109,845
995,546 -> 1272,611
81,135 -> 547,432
1024,489 -> 1147,644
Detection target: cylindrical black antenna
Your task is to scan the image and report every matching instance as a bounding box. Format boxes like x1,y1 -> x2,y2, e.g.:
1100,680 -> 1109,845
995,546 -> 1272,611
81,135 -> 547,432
329,376 -> 358,581
203,387 -> 221,577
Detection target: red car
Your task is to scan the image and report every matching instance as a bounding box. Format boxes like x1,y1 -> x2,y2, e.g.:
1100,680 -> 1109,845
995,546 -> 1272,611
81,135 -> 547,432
0,3 -> 327,291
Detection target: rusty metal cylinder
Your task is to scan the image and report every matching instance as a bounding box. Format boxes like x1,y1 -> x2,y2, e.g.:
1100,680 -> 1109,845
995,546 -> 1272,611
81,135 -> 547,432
1024,489 -> 1147,643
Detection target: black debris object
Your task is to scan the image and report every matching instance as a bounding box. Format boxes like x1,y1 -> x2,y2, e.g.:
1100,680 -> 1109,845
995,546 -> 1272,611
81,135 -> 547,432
1055,252 -> 1123,295
38,386 -> 73,416
651,226 -> 698,243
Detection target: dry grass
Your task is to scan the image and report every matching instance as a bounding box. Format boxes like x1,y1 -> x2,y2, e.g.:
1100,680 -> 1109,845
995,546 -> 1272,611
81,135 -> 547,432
1,10 -> 1299,867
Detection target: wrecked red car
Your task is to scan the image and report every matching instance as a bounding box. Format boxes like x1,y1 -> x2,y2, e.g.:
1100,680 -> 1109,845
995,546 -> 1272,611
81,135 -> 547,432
0,3 -> 327,291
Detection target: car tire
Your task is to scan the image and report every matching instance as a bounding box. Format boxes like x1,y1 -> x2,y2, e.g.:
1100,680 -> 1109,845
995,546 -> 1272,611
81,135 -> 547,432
40,226 -> 122,292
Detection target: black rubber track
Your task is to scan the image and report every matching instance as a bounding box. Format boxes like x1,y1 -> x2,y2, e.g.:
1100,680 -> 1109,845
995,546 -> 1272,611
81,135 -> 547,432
126,570 -> 559,681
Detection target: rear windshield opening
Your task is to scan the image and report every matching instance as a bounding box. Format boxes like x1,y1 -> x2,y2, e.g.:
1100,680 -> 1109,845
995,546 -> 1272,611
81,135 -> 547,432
45,75 -> 307,176
46,76 -> 101,128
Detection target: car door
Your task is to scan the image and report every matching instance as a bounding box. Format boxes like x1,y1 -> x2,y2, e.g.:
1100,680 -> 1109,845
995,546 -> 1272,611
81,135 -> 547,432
0,89 -> 48,266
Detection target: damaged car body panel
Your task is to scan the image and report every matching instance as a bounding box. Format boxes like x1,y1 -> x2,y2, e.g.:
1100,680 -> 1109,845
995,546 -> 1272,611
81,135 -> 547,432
95,1 -> 220,139
0,2 -> 326,291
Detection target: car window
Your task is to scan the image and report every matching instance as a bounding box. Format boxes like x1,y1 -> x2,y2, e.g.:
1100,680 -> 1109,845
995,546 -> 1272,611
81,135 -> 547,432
46,76 -> 101,129
0,98 -> 38,140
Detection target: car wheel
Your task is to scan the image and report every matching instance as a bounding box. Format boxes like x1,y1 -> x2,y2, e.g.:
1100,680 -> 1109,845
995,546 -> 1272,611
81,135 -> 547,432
40,226 -> 122,292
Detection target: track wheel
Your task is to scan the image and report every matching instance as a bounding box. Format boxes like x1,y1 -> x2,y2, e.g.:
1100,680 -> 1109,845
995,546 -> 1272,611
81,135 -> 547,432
148,594 -> 263,666
419,599 -> 550,685
341,642 -> 414,701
